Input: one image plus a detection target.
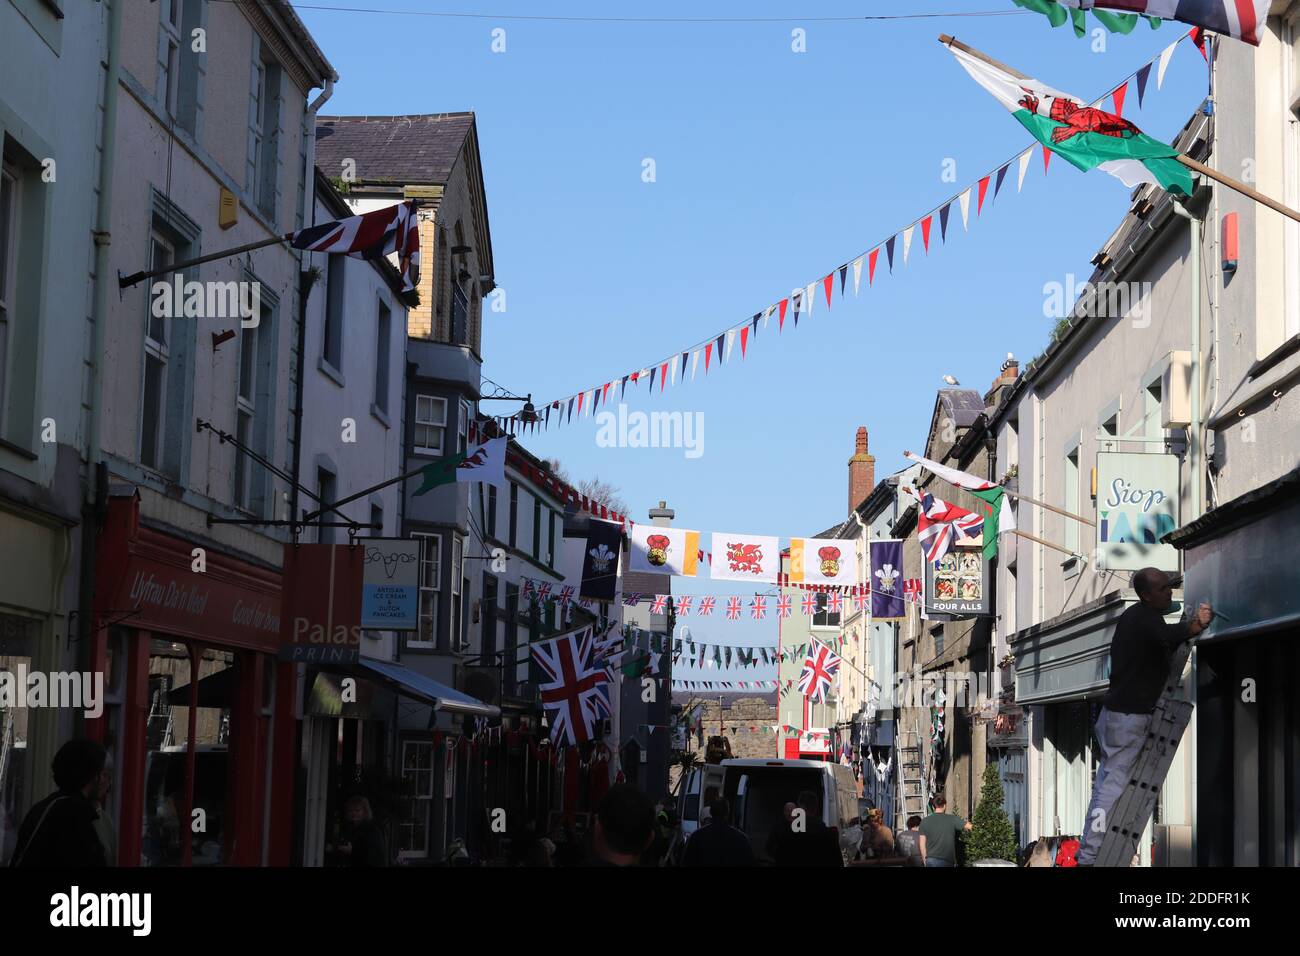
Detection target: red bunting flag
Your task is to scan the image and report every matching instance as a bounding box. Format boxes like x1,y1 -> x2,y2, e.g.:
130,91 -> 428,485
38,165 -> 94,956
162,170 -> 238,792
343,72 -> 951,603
1043,145 -> 1052,174
822,274 -> 834,308
1111,80 -> 1127,118
704,342 -> 713,371
659,362 -> 668,391
577,391 -> 585,414
868,248 -> 879,285
977,175 -> 990,215
921,215 -> 932,252
778,298 -> 788,330
740,326 -> 749,358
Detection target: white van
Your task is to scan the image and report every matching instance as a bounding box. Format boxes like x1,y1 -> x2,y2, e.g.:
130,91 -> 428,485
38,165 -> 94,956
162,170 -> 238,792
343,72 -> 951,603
687,758 -> 862,864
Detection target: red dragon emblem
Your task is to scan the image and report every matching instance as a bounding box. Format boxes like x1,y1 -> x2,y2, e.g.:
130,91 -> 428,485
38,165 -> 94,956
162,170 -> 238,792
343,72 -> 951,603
726,542 -> 764,575
1018,89 -> 1138,144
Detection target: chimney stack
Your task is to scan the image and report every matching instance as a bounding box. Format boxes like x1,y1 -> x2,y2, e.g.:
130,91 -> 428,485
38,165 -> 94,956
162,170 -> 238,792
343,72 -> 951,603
984,357 -> 1020,408
848,426 -> 876,514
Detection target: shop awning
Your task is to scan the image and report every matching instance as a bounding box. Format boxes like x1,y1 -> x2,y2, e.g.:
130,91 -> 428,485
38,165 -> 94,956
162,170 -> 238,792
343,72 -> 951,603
357,658 -> 500,718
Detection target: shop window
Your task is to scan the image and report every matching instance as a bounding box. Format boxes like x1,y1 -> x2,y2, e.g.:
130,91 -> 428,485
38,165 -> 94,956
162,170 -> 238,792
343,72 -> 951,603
811,592 -> 841,629
0,614 -> 37,866
140,640 -> 236,866
395,740 -> 432,860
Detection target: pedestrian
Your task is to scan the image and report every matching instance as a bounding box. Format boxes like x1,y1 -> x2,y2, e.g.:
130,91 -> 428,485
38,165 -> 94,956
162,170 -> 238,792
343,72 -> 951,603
336,796 -> 387,867
769,790 -> 843,866
10,738 -> 110,868
1077,568 -> 1211,867
763,801 -> 798,863
681,797 -> 754,866
590,783 -> 656,867
863,807 -> 894,859
895,815 -> 926,867
918,795 -> 971,867
699,786 -> 719,826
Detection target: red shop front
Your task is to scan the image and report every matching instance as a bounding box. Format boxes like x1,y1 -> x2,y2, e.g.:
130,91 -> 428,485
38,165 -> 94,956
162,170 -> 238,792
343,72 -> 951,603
89,492 -> 292,866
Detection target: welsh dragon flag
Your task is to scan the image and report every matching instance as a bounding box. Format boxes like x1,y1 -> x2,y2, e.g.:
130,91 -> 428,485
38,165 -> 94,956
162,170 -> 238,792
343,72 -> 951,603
414,437 -> 507,495
949,45 -> 1194,197
905,452 -> 1016,561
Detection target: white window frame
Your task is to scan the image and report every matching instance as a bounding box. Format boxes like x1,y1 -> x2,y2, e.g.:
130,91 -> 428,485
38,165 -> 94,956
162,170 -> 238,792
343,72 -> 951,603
234,324 -> 257,510
250,59 -> 266,196
410,532 -> 442,648
810,593 -> 841,631
451,536 -> 465,650
0,161 -> 18,432
396,739 -> 433,860
413,394 -> 447,456
141,230 -> 174,471
159,0 -> 182,118
458,399 -> 470,453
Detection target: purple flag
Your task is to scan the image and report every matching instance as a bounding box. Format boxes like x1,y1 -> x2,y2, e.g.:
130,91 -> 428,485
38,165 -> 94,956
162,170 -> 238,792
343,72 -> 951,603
869,540 -> 905,620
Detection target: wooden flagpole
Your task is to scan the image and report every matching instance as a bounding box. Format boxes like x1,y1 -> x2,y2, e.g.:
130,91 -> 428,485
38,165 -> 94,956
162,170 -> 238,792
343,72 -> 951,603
939,34 -> 1300,225
118,233 -> 293,289
1002,488 -> 1096,527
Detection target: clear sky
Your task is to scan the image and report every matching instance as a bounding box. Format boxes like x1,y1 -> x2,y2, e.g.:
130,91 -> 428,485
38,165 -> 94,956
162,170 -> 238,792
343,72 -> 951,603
295,1 -> 1207,680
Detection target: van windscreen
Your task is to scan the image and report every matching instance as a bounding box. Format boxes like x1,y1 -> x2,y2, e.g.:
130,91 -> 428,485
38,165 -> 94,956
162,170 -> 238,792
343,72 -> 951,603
723,769 -> 824,860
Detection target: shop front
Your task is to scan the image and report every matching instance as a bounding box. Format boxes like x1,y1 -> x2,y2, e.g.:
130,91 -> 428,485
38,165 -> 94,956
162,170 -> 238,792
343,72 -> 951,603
89,491 -> 283,866
1168,464 -> 1300,867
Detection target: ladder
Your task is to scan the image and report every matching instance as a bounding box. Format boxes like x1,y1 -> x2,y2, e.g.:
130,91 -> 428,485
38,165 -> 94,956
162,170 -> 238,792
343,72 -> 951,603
1095,641 -> 1194,867
895,718 -> 929,832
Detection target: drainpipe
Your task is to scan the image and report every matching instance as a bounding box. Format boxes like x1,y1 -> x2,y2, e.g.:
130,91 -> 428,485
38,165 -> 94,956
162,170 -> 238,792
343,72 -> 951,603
289,76 -> 334,534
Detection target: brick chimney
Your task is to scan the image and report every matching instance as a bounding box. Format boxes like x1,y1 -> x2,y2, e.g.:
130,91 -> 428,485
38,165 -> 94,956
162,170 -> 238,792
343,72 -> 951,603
848,427 -> 876,514
984,357 -> 1020,408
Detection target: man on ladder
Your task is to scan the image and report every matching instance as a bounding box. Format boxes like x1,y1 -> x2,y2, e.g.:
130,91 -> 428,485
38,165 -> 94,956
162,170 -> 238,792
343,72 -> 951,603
1077,568 -> 1213,866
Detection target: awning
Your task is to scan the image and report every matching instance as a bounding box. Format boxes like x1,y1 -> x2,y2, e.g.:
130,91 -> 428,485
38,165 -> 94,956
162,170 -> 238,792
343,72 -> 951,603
357,658 -> 500,718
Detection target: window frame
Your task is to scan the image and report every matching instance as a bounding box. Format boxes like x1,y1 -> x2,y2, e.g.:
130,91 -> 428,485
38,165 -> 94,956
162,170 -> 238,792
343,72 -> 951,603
395,739 -> 433,860
374,297 -> 391,415
159,0 -> 183,119
140,229 -> 175,472
413,394 -> 448,457
0,160 -> 18,433
409,532 -> 443,649
810,592 -> 842,630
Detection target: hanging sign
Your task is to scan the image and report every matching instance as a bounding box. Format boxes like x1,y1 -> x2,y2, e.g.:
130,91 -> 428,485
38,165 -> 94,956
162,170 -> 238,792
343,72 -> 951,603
1095,451 -> 1180,571
361,539 -> 420,629
925,545 -> 990,617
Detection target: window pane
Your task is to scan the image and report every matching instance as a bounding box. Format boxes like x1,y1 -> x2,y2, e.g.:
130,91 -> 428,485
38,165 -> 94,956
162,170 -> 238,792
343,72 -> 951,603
141,354 -> 165,469
238,329 -> 255,402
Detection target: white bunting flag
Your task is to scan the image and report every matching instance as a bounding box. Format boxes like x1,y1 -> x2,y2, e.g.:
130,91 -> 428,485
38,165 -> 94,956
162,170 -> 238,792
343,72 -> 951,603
852,256 -> 863,295
959,188 -> 971,230
1157,41 -> 1177,89
1017,147 -> 1033,192
691,350 -> 700,380
805,282 -> 815,316
902,225 -> 914,265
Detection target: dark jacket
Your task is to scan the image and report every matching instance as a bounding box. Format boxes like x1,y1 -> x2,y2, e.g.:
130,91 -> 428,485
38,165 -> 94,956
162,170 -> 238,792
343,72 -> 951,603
346,820 -> 388,867
767,818 -> 844,867
682,820 -> 755,867
1103,603 -> 1191,714
10,791 -> 107,868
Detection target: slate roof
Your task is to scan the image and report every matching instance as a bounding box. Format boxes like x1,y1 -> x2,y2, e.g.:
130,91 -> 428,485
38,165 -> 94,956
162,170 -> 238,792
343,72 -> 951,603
938,388 -> 985,429
315,113 -> 476,185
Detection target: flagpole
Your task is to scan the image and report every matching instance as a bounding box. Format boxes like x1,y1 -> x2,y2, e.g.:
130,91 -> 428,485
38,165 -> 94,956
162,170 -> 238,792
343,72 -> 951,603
118,233 -> 292,289
1001,489 -> 1096,527
1012,528 -> 1079,559
939,34 -> 1300,225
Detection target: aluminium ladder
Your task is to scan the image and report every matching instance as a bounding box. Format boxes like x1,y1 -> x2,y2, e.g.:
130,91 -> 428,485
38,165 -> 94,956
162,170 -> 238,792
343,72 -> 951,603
895,718 -> 929,832
1094,641 -> 1194,867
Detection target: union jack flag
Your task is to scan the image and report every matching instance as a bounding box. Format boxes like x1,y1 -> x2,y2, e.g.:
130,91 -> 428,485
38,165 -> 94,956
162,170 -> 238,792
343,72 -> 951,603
750,596 -> 767,619
650,594 -> 669,614
827,591 -> 842,615
776,594 -> 792,619
522,579 -> 536,597
855,587 -> 870,612
290,200 -> 420,291
531,626 -> 612,746
623,593 -> 642,606
798,643 -> 842,704
698,596 -> 716,616
917,492 -> 984,565
537,582 -> 553,600
675,595 -> 692,616
558,585 -> 575,605
725,597 -> 742,620
903,578 -> 923,603
801,593 -> 817,617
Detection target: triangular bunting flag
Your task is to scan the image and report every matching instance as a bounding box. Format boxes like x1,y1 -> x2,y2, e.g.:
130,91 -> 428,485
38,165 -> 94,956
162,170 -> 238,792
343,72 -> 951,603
852,256 -> 863,294
838,265 -> 848,296
1111,80 -> 1127,118
740,326 -> 749,359
804,283 -> 815,317
822,273 -> 834,307
885,235 -> 896,272
977,175 -> 990,215
993,163 -> 1009,199
691,349 -> 700,380
921,215 -> 932,252
868,248 -> 879,285
1018,148 -> 1032,191
778,298 -> 788,330
939,202 -> 951,242
704,342 -> 712,372
1156,41 -> 1177,89
715,333 -> 725,363
902,226 -> 913,265
958,188 -> 971,230
1135,62 -> 1151,107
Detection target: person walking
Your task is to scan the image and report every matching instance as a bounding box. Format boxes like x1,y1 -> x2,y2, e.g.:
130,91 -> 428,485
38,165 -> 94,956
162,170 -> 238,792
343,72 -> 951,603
1077,568 -> 1212,866
336,796 -> 387,867
10,739 -> 110,868
681,797 -> 754,866
918,795 -> 970,867
895,814 -> 926,866
769,790 -> 843,866
590,783 -> 656,867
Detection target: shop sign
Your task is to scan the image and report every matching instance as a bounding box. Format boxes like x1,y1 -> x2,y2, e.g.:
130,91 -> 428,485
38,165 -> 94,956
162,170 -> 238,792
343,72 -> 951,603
925,545 -> 991,616
361,539 -> 420,630
1095,452 -> 1180,571
279,544 -> 365,663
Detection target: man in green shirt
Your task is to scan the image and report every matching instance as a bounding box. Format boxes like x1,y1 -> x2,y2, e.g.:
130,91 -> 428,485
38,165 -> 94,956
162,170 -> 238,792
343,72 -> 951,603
918,795 -> 971,867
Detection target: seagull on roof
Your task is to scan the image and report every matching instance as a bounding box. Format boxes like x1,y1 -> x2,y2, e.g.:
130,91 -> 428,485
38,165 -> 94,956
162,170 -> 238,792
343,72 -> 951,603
942,374 -> 960,386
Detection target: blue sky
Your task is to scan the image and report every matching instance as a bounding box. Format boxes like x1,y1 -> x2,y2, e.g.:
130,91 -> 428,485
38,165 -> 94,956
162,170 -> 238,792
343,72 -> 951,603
296,2 -> 1207,677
